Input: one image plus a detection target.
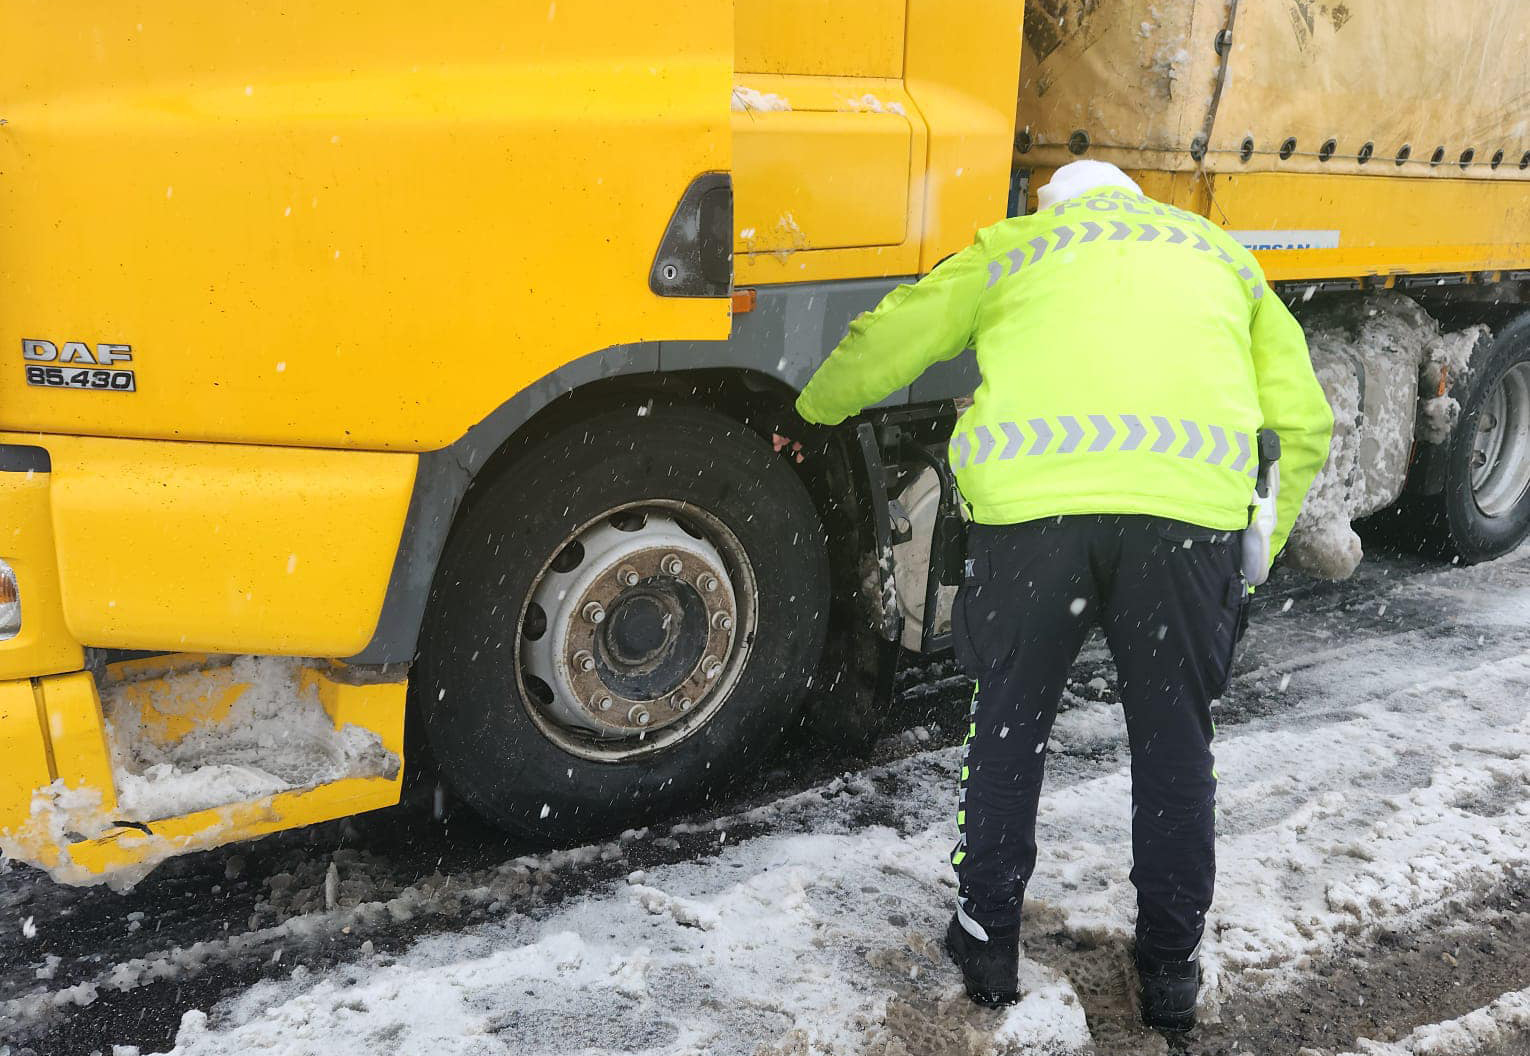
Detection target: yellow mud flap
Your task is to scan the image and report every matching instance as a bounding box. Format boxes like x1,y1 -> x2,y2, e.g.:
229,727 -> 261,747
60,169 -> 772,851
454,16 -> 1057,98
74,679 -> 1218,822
0,655 -> 405,887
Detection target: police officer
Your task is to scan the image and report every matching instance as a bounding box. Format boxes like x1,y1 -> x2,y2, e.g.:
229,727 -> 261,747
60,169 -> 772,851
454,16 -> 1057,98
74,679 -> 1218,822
794,160 -> 1333,1030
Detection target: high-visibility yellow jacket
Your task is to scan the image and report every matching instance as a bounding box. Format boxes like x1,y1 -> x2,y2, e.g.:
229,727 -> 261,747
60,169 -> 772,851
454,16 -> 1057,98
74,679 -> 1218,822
796,186 -> 1333,559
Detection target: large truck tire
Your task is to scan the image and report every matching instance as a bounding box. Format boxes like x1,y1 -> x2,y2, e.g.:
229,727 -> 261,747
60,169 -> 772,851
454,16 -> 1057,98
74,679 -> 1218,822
1441,326 -> 1530,563
415,404 -> 830,841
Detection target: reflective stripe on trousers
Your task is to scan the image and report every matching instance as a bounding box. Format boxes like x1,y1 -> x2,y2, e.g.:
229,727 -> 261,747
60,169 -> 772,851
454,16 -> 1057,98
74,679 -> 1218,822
951,682 -> 978,867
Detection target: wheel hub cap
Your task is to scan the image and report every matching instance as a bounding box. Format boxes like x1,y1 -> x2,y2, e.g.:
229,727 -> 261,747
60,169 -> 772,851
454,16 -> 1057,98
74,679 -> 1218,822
522,511 -> 742,742
607,594 -> 669,663
1470,361 -> 1530,518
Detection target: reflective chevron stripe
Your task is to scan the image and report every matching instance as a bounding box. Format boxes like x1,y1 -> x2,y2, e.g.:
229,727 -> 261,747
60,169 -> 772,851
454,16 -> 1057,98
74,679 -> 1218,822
973,425 -> 996,463
1056,415 -> 1085,454
1150,415 -> 1177,454
1120,413 -> 1148,451
950,415 -> 1258,477
1230,430 -> 1253,474
1206,424 -> 1230,465
1088,414 -> 1116,452
998,421 -> 1025,460
990,222 -> 1265,300
951,432 -> 972,469
1027,417 -> 1053,455
1179,420 -> 1204,460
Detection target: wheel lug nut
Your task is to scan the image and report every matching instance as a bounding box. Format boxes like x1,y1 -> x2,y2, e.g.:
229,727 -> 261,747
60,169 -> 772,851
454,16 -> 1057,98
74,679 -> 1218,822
573,650 -> 595,672
712,612 -> 733,632
697,573 -> 719,593
675,696 -> 693,712
661,554 -> 684,576
593,695 -> 612,712
702,656 -> 723,680
582,602 -> 606,624
617,566 -> 640,588
628,705 -> 651,726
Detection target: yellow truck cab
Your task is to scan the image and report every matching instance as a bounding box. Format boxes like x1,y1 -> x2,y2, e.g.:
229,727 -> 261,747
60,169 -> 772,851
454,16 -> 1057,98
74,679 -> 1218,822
2,0 -> 1527,885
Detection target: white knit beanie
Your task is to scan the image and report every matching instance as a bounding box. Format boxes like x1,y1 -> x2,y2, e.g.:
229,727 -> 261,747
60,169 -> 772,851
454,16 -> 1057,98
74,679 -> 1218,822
1037,160 -> 1142,210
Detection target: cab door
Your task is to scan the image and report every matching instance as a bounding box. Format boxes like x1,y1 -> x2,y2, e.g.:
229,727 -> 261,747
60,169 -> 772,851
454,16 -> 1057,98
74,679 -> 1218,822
0,1 -> 736,451
731,0 -> 927,284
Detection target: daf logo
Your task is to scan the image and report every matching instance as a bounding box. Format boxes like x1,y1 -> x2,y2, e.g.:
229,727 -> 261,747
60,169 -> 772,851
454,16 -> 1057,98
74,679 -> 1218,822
21,339 -> 133,365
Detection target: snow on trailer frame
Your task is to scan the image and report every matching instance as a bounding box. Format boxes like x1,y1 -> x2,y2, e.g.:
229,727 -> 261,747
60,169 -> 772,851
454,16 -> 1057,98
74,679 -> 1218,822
0,0 -> 1528,888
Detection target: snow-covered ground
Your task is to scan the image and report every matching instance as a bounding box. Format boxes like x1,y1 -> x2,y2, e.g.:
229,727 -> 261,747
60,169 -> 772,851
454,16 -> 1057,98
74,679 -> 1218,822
4,546 -> 1530,1056
1341,986 -> 1530,1056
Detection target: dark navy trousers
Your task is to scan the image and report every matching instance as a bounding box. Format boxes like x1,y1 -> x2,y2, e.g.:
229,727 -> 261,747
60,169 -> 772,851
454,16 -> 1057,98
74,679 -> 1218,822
950,515 -> 1246,957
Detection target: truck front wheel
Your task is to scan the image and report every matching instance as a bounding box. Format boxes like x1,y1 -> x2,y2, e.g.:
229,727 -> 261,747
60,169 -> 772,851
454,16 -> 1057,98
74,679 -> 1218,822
1443,333 -> 1530,562
416,404 -> 829,840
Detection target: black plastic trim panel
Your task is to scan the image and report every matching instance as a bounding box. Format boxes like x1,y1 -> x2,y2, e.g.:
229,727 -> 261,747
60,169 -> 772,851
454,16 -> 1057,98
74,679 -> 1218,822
0,444 -> 50,473
650,172 -> 733,298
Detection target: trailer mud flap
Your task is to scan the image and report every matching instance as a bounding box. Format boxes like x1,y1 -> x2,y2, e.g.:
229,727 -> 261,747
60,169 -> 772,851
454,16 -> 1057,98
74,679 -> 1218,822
0,656 -> 405,888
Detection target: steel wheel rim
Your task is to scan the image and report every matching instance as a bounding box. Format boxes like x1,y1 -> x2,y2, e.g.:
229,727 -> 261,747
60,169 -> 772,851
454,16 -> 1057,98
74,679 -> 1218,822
516,501 -> 757,762
1470,362 -> 1530,518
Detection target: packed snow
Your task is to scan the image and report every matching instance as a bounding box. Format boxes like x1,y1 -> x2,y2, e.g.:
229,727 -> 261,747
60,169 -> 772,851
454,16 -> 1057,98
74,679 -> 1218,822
1286,295 -> 1488,580
843,94 -> 906,116
82,549 -> 1530,1055
731,86 -> 791,113
105,656 -> 398,821
0,658 -> 397,891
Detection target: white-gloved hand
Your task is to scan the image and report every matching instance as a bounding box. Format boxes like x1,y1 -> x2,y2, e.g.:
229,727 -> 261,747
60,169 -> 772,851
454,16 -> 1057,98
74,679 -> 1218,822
1242,462 -> 1279,587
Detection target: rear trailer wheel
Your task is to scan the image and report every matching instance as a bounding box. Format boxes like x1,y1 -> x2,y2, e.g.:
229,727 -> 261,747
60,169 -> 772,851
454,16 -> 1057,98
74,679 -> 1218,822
1444,338 -> 1530,562
417,405 -> 829,839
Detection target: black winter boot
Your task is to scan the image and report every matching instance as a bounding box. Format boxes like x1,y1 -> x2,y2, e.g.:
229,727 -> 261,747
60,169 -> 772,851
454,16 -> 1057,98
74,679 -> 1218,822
1135,946 -> 1201,1032
945,913 -> 1019,1007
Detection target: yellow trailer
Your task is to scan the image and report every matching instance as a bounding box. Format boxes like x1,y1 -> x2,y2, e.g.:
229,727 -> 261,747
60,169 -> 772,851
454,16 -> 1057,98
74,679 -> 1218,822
1,0 -> 1526,884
